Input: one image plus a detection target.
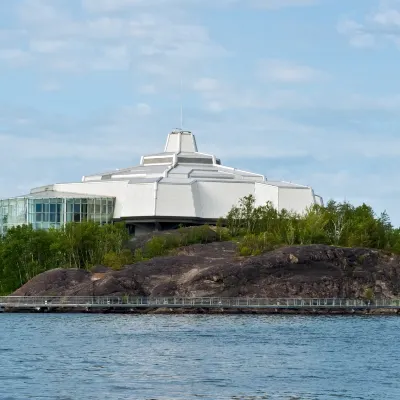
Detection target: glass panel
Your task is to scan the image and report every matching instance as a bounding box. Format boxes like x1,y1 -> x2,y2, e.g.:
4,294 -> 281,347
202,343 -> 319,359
0,198 -> 28,234
0,196 -> 115,235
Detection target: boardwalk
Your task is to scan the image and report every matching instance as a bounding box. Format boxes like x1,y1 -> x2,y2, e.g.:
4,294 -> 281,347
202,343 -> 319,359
1,296 -> 400,312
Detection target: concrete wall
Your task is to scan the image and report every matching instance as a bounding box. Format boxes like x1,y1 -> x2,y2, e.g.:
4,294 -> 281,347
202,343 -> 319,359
156,183 -> 195,217
165,133 -> 180,152
254,183 -> 279,208
192,181 -> 255,219
181,133 -> 197,152
278,187 -> 314,214
122,183 -> 156,217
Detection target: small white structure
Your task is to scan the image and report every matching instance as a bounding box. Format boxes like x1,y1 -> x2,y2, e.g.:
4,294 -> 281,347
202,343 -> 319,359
0,130 -> 323,235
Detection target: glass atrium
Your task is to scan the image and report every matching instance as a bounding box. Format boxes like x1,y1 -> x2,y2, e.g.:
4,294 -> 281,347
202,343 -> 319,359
0,194 -> 115,235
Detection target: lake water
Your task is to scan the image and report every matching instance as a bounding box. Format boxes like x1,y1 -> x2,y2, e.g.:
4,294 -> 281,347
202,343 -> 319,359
1,314 -> 399,400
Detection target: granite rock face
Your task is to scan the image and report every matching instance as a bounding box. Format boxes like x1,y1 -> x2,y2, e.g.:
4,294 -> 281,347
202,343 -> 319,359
12,243 -> 400,299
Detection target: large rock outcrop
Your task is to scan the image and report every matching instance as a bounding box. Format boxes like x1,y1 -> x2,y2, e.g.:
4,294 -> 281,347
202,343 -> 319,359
12,242 -> 400,299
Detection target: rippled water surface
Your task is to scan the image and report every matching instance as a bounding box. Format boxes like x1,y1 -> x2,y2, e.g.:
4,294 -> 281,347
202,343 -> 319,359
1,314 -> 400,399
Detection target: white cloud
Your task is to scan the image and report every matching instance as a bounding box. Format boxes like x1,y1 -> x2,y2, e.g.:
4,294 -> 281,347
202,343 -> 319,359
135,103 -> 152,116
91,45 -> 131,71
0,49 -> 30,66
139,84 -> 157,94
249,0 -> 318,8
192,78 -> 221,92
82,0 -> 149,13
373,9 -> 400,26
39,81 -> 61,92
82,0 -> 318,12
337,19 -> 376,48
257,59 -> 326,83
17,0 -> 64,25
29,39 -> 68,54
1,0 -> 227,78
206,101 -> 225,113
338,2 -> 400,48
192,74 -> 400,113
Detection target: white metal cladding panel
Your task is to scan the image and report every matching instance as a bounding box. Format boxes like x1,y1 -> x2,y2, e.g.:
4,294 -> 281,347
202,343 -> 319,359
165,133 -> 180,152
82,175 -> 102,182
54,181 -> 126,195
52,181 -> 128,218
31,185 -> 55,193
181,134 -> 197,152
155,184 -> 195,217
193,181 -> 255,219
314,194 -> 324,206
254,183 -> 279,208
278,187 -> 315,214
120,183 -> 156,217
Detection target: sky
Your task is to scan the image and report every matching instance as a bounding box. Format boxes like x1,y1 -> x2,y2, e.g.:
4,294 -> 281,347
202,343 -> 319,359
1,0 -> 400,223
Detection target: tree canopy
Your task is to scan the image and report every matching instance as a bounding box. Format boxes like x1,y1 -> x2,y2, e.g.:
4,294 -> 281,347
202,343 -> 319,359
224,195 -> 400,256
0,221 -> 129,295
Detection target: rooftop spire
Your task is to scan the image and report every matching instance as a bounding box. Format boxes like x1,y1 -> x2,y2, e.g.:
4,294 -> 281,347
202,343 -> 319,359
180,78 -> 183,130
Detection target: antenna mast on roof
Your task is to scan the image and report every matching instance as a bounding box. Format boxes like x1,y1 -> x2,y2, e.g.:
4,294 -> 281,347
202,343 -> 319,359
180,78 -> 183,130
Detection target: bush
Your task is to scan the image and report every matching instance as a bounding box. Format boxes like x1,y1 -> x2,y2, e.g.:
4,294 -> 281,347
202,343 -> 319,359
237,232 -> 280,256
103,249 -> 133,271
238,246 -> 252,257
144,236 -> 168,258
363,287 -> 375,301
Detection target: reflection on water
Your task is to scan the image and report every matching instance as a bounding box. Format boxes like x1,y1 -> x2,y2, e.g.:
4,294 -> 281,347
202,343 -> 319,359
1,314 -> 399,399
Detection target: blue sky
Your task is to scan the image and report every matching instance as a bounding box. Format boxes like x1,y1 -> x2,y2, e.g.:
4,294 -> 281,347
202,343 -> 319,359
1,0 -> 400,223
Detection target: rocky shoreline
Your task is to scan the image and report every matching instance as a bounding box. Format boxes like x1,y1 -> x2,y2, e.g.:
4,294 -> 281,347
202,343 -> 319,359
9,241 -> 400,315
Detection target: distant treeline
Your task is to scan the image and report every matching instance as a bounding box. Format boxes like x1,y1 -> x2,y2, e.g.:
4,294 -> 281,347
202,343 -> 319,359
0,195 -> 399,294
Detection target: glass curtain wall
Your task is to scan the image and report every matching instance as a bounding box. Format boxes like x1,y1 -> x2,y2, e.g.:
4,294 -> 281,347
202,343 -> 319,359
0,197 -> 115,234
0,198 -> 27,234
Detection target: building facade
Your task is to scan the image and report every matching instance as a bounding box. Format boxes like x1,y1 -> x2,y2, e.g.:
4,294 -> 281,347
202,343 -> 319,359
0,129 -> 323,235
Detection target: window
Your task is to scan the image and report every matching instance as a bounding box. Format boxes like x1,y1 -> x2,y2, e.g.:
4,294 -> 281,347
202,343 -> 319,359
143,156 -> 173,165
177,156 -> 213,164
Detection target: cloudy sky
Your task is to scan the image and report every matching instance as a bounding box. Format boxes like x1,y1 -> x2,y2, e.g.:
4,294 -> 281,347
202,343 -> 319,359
1,0 -> 400,222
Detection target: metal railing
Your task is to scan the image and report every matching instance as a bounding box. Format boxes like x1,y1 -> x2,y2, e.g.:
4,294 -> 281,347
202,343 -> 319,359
1,296 -> 400,310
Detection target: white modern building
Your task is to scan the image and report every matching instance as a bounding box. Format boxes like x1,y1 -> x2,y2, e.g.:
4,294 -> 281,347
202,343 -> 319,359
0,129 -> 323,235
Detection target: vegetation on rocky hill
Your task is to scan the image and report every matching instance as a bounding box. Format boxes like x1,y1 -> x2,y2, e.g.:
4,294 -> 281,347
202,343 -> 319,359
227,195 -> 399,256
1,195 -> 399,295
0,222 -> 128,295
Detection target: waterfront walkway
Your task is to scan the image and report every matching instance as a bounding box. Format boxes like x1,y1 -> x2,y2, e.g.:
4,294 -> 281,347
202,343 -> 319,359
1,296 -> 400,311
